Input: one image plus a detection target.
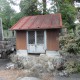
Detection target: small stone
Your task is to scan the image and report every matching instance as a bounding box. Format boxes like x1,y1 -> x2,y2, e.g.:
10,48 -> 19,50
47,61 -> 54,71
6,62 -> 15,69
58,70 -> 69,77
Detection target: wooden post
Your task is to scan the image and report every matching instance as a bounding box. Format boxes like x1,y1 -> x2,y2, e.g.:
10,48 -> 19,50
0,18 -> 4,40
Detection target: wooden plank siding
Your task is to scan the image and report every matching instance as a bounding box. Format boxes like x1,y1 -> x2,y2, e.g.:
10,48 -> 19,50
16,29 -> 60,51
16,31 -> 27,50
47,29 -> 59,51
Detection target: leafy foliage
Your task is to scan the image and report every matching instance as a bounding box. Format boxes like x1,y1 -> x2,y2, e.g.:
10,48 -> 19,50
56,0 -> 77,30
0,0 -> 79,31
60,34 -> 80,54
0,0 -> 9,11
0,0 -> 15,29
19,0 -> 42,16
64,60 -> 80,73
11,12 -> 24,26
47,0 -> 77,34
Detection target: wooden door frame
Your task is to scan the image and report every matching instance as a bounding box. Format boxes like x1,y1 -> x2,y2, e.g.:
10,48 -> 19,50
26,30 -> 47,53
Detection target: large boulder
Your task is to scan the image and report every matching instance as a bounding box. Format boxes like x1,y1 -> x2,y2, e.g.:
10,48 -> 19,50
9,54 -> 18,63
17,77 -> 41,80
18,56 -> 35,69
0,77 -> 6,80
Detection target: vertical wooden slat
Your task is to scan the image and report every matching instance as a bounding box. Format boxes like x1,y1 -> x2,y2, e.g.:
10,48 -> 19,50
47,29 -> 59,51
16,30 -> 27,50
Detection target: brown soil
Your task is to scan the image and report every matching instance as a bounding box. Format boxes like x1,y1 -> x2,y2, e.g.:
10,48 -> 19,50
0,70 -> 27,80
0,69 -> 53,80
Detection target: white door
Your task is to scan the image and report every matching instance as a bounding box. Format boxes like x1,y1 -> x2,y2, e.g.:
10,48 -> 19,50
28,31 -> 35,53
27,31 -> 46,53
36,31 -> 45,53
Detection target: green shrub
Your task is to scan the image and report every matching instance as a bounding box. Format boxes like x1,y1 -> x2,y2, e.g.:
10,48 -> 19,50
59,34 -> 80,54
75,63 -> 80,72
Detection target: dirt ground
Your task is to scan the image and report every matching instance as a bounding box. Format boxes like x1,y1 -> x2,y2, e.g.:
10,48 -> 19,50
0,59 -> 53,80
0,70 -> 27,80
0,59 -> 28,80
0,59 -> 80,80
0,70 -> 80,80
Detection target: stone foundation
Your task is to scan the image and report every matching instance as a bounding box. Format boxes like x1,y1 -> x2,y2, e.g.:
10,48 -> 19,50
17,50 -> 28,57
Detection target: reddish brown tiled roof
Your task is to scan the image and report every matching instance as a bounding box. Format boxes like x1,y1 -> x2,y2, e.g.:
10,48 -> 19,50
10,13 -> 62,30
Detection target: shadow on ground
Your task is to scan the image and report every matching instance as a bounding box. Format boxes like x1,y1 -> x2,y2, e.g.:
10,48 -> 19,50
0,59 -> 11,70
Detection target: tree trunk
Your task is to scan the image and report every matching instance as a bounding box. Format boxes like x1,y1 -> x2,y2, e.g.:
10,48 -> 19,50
73,27 -> 76,36
42,0 -> 46,14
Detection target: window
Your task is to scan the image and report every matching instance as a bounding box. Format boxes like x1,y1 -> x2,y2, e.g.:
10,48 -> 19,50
37,31 -> 44,44
28,31 -> 35,44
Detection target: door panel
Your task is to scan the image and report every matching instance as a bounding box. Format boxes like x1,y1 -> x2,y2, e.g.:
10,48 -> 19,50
28,31 -> 35,53
27,31 -> 46,53
28,31 -> 35,44
36,44 -> 45,53
37,31 -> 44,44
36,31 -> 45,53
28,44 -> 35,53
